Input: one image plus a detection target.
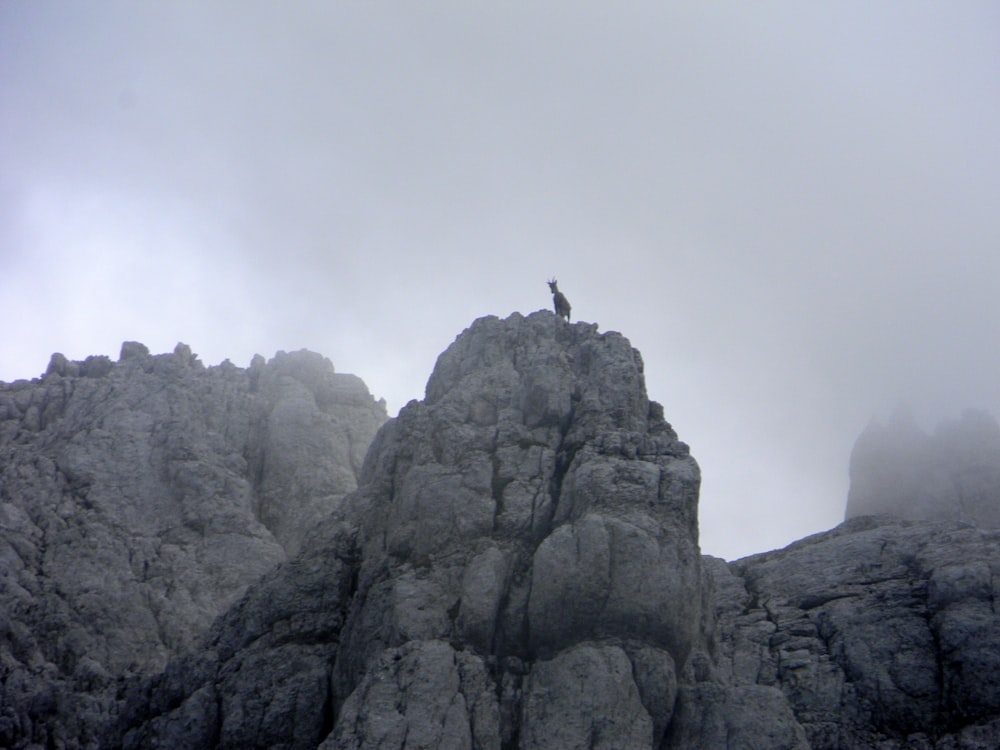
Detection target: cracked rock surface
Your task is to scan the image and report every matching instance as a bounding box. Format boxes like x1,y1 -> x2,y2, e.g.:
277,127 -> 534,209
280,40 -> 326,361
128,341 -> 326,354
327,311 -> 704,749
690,516 -> 1000,749
120,311 -> 705,749
0,343 -> 385,749
5,314 -> 1000,748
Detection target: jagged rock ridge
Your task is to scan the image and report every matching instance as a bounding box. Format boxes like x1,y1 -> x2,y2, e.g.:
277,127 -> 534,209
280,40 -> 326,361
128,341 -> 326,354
3,316 -> 1000,749
0,342 -> 386,749
698,517 -> 1000,749
121,311 -> 705,749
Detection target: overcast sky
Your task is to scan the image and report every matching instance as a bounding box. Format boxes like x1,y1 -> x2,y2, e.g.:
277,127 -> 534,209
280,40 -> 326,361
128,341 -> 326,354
3,2 -> 999,560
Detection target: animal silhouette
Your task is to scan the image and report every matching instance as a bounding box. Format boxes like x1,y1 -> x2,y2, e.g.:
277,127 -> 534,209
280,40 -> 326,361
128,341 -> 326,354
547,279 -> 571,321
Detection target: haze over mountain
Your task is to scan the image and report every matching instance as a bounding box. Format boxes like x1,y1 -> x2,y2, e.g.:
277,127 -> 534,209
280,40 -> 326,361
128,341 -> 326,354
3,3 -> 1000,561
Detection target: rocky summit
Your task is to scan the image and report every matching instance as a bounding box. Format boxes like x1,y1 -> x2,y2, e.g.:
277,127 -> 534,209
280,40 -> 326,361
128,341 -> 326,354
0,343 -> 386,748
2,313 -> 999,749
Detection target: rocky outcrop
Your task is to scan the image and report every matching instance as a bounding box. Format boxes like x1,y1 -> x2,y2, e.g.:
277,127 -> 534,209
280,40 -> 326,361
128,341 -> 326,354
847,407 -> 1000,527
673,405 -> 1000,749
0,344 -> 385,749
4,316 -> 1000,749
328,312 -> 703,748
121,311 -> 705,749
694,516 -> 1000,749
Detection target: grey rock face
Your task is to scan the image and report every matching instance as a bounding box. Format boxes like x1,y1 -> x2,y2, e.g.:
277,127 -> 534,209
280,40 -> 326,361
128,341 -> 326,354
121,311 -> 704,749
121,515 -> 361,750
331,311 -> 704,748
847,407 -> 1000,526
0,344 -> 385,749
520,643 -> 654,749
323,639 -> 500,750
8,316 -> 1000,749
689,516 -> 1000,749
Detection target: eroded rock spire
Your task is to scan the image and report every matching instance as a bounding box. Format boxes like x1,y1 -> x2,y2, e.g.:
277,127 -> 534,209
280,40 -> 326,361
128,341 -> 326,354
330,310 -> 704,748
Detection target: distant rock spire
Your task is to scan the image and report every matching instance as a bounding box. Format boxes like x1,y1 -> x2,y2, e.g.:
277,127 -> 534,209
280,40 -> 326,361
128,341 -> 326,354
847,407 -> 1000,526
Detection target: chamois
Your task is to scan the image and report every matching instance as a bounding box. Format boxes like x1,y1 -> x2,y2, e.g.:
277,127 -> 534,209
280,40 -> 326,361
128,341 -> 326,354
547,279 -> 571,321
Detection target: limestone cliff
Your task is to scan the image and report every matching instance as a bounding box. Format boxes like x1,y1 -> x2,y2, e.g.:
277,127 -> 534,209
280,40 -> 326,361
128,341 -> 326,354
0,343 -> 386,748
675,404 -> 1000,749
3,316 -> 1000,749
119,311 -> 704,749
695,517 -> 1000,749
328,312 -> 703,749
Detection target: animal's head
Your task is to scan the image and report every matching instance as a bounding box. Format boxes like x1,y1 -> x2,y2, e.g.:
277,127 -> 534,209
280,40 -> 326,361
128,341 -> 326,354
547,278 -> 559,293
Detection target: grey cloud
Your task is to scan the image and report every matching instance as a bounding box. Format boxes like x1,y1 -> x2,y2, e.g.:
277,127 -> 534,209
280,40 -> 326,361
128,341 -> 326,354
1,2 -> 998,559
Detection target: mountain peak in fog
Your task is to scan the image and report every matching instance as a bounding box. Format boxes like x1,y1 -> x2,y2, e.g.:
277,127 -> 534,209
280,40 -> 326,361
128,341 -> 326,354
847,406 -> 1000,527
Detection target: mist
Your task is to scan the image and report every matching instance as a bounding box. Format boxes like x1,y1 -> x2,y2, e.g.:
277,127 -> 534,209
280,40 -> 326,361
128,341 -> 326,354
3,2 -> 999,559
